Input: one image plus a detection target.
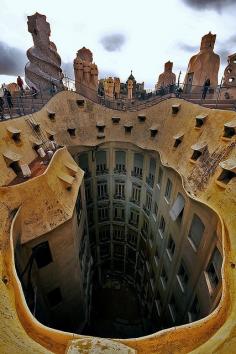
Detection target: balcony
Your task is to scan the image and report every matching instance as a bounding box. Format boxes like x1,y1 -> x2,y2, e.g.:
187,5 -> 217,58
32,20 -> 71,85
113,194 -> 125,200
146,176 -> 154,188
96,168 -> 109,176
143,204 -> 150,216
131,170 -> 143,180
97,194 -> 109,201
114,167 -> 126,175
129,219 -> 139,228
130,198 -> 140,206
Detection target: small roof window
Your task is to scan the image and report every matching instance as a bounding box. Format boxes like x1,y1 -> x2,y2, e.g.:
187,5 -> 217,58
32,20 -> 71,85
195,114 -> 207,128
172,104 -> 181,114
112,116 -> 120,124
216,158 -> 236,187
173,132 -> 184,148
47,110 -> 56,119
222,119 -> 236,139
190,142 -> 208,162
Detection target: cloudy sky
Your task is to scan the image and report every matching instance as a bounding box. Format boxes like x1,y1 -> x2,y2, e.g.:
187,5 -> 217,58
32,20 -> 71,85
0,0 -> 236,88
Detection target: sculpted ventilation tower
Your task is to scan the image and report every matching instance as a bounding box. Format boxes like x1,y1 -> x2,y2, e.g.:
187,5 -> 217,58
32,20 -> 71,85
184,32 -> 220,93
222,53 -> 236,98
74,47 -> 98,95
155,61 -> 176,89
25,13 -> 64,91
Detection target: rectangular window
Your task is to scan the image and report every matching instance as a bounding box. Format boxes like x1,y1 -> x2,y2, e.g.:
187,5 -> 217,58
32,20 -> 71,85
99,226 -> 110,242
146,158 -> 156,188
141,217 -> 149,238
127,228 -> 138,246
113,243 -> 125,258
157,167 -> 163,187
113,225 -> 125,241
114,181 -> 125,199
129,209 -> 139,227
177,261 -> 189,292
167,235 -> 175,260
206,247 -> 222,291
98,206 -> 109,221
87,207 -> 94,226
188,295 -> 200,322
131,184 -> 141,205
158,216 -> 166,237
164,178 -> 172,201
132,153 -> 143,179
32,241 -> 53,268
96,150 -> 108,174
169,193 -> 185,222
188,214 -> 205,249
79,153 -> 90,177
113,204 -> 125,221
97,181 -> 108,200
144,191 -> 152,215
115,151 -> 126,173
100,243 -> 111,258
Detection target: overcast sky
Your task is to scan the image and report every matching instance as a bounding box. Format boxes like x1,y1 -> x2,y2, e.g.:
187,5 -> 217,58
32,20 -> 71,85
0,0 -> 236,88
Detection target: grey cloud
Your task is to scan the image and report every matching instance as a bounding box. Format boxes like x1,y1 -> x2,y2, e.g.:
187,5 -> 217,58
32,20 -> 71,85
182,0 -> 236,12
0,41 -> 27,76
100,33 -> 126,52
177,43 -> 198,53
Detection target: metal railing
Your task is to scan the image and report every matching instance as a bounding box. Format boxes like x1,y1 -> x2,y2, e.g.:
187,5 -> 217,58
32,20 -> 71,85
1,76 -> 236,122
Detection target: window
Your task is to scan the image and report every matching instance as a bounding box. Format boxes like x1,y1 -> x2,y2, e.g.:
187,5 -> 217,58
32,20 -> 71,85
96,150 -> 108,174
177,261 -> 189,292
32,241 -> 53,268
157,167 -> 163,187
126,229 -> 136,247
99,226 -> 110,242
114,181 -> 125,199
127,246 -> 136,262
167,235 -> 175,260
131,184 -> 141,205
141,217 -> 149,238
160,266 -> 168,289
164,178 -> 172,201
97,181 -> 108,200
113,243 -> 124,258
206,247 -> 222,291
144,191 -> 152,214
115,151 -> 126,173
67,128 -> 76,136
87,207 -> 94,226
132,153 -> 143,179
158,216 -> 166,237
113,226 -> 125,241
153,202 -> 158,219
188,295 -> 200,322
114,204 -> 125,221
100,243 -> 111,258
188,214 -> 205,250
129,209 -> 139,227
47,288 -> 62,307
146,158 -> 156,187
98,205 -> 109,221
169,193 -> 185,222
